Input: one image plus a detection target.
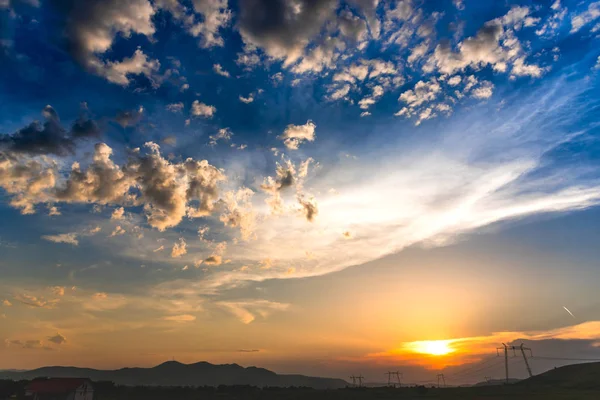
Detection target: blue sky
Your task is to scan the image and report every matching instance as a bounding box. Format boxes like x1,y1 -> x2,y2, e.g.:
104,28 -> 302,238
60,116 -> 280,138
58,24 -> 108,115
1,0 -> 600,384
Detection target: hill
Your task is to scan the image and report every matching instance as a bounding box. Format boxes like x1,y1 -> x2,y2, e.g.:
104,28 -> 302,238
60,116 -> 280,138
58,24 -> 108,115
0,361 -> 347,389
517,361 -> 600,390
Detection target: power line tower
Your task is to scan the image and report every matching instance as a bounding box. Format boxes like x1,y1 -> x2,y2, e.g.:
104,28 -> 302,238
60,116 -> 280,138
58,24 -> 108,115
497,343 -> 534,383
349,375 -> 364,388
518,343 -> 533,378
497,343 -> 509,384
436,374 -> 446,388
385,371 -> 403,387
484,376 -> 492,383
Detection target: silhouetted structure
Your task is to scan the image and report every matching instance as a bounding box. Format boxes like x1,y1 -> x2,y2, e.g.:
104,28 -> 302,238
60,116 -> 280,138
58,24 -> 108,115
384,371 -> 402,387
26,378 -> 93,400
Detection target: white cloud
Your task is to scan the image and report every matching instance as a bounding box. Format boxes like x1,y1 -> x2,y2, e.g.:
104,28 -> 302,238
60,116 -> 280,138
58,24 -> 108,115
42,233 -> 78,246
163,314 -> 196,322
571,2 -> 600,33
213,63 -> 230,77
64,0 -> 160,85
171,237 -> 187,258
471,81 -> 494,99
278,121 -> 316,150
239,94 -> 254,103
111,207 -> 125,220
209,128 -> 233,146
187,0 -> 232,47
110,226 -> 125,237
166,102 -> 184,113
191,100 -> 216,118
217,300 -> 290,324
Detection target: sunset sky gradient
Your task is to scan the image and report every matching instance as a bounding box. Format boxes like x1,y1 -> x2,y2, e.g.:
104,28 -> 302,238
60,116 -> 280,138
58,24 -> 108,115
1,0 -> 600,384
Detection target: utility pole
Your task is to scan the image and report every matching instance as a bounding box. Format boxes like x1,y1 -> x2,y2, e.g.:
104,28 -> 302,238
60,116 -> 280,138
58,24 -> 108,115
436,374 -> 446,388
349,376 -> 356,387
497,343 -> 509,384
518,343 -> 533,378
484,376 -> 492,383
385,371 -> 402,387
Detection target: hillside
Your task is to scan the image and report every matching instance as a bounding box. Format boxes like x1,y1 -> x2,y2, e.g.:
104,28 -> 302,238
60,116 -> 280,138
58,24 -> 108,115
517,361 -> 600,390
0,361 -> 347,389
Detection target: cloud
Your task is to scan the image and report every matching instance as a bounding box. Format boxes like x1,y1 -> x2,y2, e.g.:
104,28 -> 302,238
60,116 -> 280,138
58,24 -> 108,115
162,136 -> 177,146
42,233 -> 79,246
115,106 -> 144,128
297,195 -> 318,222
424,7 -> 544,80
237,0 -> 338,66
571,2 -> 600,33
204,255 -> 222,266
166,102 -> 185,113
217,299 -> 290,324
213,63 -> 230,77
171,237 -> 187,258
111,207 -> 125,220
471,81 -> 494,99
50,286 -> 65,296
109,226 -> 125,237
3,300 -> 12,306
1,142 -> 227,231
0,105 -> 100,156
163,314 -> 196,322
239,94 -> 254,103
278,120 -> 316,150
13,293 -> 59,309
220,188 -> 256,240
47,206 -> 61,216
59,0 -> 160,85
191,100 -> 216,118
186,0 -> 232,48
209,128 -> 232,146
47,333 -> 67,345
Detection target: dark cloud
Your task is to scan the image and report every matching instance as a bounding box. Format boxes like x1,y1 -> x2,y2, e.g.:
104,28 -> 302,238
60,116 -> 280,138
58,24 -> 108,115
114,107 -> 144,128
237,0 -> 338,64
47,333 -> 67,345
51,0 -> 159,85
0,106 -> 100,156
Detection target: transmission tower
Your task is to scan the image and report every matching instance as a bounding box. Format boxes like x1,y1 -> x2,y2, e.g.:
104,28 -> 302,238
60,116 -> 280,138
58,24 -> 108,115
385,371 -> 403,387
518,343 -> 533,378
484,376 -> 492,383
436,373 -> 446,388
497,343 -> 534,383
349,375 -> 364,387
497,343 -> 509,384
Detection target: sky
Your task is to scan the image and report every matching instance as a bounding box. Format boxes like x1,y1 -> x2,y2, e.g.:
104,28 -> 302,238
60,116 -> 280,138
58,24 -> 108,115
1,0 -> 600,385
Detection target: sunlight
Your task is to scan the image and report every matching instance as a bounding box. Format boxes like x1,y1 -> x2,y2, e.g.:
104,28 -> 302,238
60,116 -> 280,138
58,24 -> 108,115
405,340 -> 456,356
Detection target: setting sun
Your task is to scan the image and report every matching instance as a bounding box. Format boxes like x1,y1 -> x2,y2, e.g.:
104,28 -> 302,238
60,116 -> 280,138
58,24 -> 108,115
405,340 -> 456,356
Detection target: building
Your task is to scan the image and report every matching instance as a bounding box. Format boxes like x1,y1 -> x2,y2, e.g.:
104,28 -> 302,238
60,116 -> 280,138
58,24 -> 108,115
25,378 -> 93,400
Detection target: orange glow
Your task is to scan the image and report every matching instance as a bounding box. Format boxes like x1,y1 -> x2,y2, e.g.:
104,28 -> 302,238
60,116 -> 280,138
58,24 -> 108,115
405,339 -> 455,356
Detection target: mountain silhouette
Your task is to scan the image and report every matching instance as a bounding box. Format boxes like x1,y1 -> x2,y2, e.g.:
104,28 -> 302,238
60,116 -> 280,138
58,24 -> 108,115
0,361 -> 347,389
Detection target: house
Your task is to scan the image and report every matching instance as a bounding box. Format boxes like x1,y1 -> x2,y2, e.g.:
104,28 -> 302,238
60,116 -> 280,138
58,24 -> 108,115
25,378 -> 93,400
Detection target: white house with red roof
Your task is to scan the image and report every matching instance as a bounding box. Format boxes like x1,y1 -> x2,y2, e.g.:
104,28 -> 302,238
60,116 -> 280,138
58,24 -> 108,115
25,378 -> 93,400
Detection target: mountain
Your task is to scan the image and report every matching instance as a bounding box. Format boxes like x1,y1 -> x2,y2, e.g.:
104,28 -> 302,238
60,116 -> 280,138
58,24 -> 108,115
0,361 -> 347,389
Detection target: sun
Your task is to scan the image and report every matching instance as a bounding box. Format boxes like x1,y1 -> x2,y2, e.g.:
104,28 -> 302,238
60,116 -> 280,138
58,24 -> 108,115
405,340 -> 455,356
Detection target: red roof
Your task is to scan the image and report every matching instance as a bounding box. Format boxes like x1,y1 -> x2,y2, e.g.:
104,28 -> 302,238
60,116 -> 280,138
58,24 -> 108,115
26,378 -> 89,394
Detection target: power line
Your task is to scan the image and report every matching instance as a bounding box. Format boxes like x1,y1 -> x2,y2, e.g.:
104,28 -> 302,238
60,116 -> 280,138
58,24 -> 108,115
532,356 -> 600,361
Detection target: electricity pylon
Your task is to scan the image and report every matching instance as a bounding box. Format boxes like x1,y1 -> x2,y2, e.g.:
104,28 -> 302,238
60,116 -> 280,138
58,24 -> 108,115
436,373 -> 446,388
349,375 -> 364,387
385,371 -> 403,387
518,343 -> 533,378
497,343 -> 534,383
